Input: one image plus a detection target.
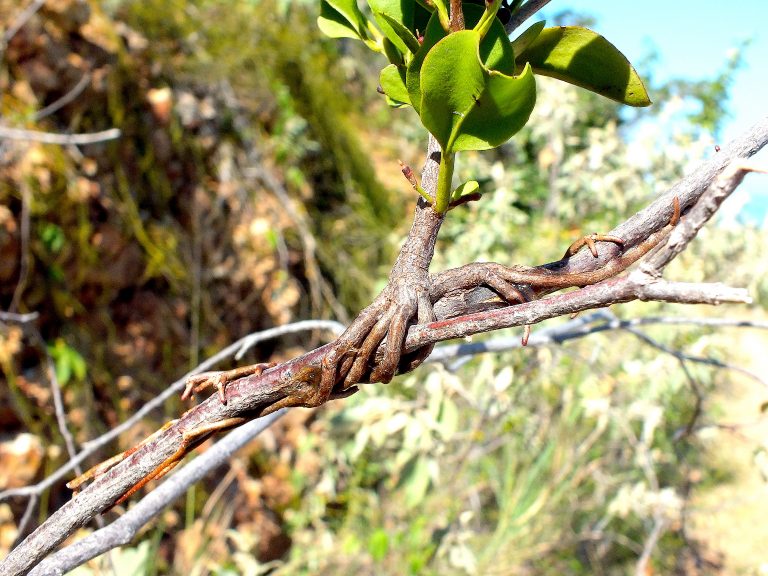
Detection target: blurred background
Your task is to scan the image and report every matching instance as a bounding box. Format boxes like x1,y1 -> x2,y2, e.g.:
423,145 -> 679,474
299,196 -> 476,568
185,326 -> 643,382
1,1 -> 767,574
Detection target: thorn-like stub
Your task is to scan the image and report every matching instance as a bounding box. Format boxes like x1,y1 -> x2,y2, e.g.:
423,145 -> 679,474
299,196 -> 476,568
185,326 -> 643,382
521,324 -> 531,346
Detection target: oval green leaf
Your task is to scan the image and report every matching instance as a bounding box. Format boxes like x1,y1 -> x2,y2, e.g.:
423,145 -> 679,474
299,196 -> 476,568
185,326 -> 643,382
380,64 -> 411,105
368,0 -> 420,55
377,11 -> 421,55
511,20 -> 545,57
420,30 -> 536,152
318,0 -> 369,40
406,3 -> 514,114
516,26 -> 651,106
452,179 -> 479,200
405,9 -> 448,113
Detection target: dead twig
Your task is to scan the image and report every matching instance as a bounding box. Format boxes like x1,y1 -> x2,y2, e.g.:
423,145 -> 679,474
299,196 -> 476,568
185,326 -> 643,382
0,127 -> 121,145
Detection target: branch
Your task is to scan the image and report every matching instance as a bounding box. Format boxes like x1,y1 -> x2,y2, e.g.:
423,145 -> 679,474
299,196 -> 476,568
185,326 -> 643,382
3,118 -> 767,576
425,310 -> 768,371
27,412 -> 285,576
0,311 -> 39,323
32,74 -> 92,122
622,325 -> 767,389
505,0 -> 552,34
1,0 -> 45,47
26,306 -> 760,573
433,115 -> 768,318
0,127 -> 121,145
643,160 -> 768,272
0,320 -> 344,505
408,278 -> 749,349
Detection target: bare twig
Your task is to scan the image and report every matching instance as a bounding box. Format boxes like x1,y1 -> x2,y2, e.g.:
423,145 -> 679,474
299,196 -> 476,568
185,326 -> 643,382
505,0 -> 552,34
37,330 -> 82,463
13,327 -> 85,540
675,361 -> 705,441
643,160 -> 768,273
1,0 -> 46,49
0,127 -> 121,145
27,411 -> 285,576
0,311 -> 39,323
613,316 -> 768,331
33,74 -> 92,122
233,319 -> 345,360
427,310 -> 768,369
0,320 -> 344,504
635,513 -> 668,576
9,184 -> 30,313
623,325 -> 767,389
13,495 -> 39,551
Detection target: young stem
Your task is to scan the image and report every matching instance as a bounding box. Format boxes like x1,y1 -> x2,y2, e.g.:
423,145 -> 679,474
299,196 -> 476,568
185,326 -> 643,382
475,0 -> 502,37
449,0 -> 465,31
434,151 -> 456,214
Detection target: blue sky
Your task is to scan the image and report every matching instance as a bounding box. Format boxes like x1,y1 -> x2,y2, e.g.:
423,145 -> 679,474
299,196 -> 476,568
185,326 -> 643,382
550,1 -> 768,223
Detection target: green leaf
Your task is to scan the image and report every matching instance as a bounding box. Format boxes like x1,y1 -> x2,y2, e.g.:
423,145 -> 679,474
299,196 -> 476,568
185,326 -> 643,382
510,20 -> 545,57
406,3 -> 514,114
47,338 -> 87,386
473,0 -> 502,39
368,0 -> 420,55
516,26 -> 651,106
438,396 -> 459,437
452,179 -> 479,200
405,9 -> 447,114
377,11 -> 421,55
420,30 -> 536,152
40,222 -> 65,253
399,455 -> 431,508
318,0 -> 369,40
429,0 -> 450,30
380,64 -> 411,105
368,529 -> 390,561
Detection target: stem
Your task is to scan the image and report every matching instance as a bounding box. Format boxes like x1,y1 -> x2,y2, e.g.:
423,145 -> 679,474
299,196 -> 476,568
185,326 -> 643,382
475,0 -> 502,38
415,184 -> 434,204
449,0 -> 465,31
434,1 -> 451,32
434,152 -> 456,213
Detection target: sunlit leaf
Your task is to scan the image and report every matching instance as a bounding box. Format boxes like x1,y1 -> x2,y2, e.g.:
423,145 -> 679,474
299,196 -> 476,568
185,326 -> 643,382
380,62 -> 411,106
452,179 -> 479,200
510,20 -> 545,58
405,8 -> 448,113
368,0 -> 420,54
516,26 -> 651,106
406,3 -> 516,114
47,338 -> 87,386
399,455 -> 430,508
368,529 -> 390,561
318,0 -> 369,40
378,12 -> 421,54
420,30 -> 536,152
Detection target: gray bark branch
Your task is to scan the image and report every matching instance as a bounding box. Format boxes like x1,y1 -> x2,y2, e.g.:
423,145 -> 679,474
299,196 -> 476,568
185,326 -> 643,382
2,116 -> 767,576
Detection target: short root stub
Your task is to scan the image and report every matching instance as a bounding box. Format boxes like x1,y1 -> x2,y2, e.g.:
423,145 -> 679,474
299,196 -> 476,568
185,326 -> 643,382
322,278 -> 437,390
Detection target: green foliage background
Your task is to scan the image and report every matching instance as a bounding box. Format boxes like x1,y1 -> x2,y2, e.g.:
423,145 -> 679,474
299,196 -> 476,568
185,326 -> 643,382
1,1 -> 766,574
